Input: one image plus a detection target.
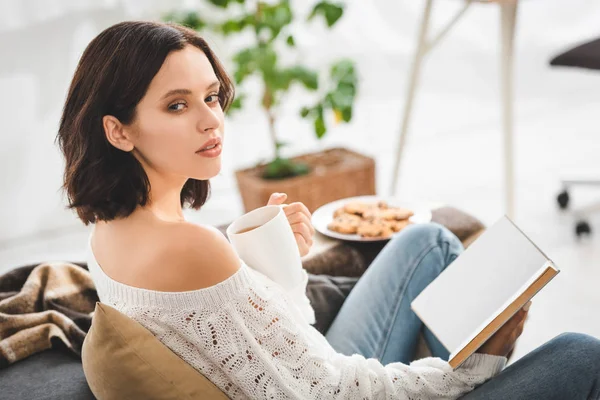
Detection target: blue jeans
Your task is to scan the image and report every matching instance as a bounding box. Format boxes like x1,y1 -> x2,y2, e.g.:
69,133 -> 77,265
325,223 -> 600,399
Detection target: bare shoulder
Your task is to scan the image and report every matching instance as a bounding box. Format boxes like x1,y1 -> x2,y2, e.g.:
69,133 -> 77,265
146,222 -> 242,292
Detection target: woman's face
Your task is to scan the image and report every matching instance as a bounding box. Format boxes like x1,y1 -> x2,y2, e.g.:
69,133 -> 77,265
127,45 -> 225,182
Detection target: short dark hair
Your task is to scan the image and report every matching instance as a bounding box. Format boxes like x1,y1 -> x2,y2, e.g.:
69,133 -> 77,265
57,21 -> 234,225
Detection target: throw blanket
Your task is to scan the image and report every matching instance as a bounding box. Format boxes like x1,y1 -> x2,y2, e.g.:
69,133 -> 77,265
0,262 -> 98,368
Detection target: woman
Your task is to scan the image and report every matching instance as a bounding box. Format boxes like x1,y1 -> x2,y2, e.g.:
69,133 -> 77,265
57,21 -> 600,399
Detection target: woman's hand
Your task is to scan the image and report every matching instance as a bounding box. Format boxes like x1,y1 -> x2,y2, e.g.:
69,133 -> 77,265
478,301 -> 531,358
267,193 -> 315,257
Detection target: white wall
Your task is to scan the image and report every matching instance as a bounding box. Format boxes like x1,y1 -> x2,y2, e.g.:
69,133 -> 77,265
1,0 -> 599,258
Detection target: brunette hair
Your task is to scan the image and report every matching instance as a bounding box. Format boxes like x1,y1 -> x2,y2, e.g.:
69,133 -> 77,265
57,21 -> 234,225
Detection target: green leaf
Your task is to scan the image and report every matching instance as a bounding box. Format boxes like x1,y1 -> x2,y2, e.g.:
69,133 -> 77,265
292,162 -> 310,175
228,95 -> 245,113
286,35 -> 295,46
338,82 -> 357,97
331,59 -> 357,85
264,70 -> 286,95
308,2 -> 344,27
218,14 -> 254,35
255,1 -> 293,42
233,45 -> 278,85
341,107 -> 352,122
322,59 -> 358,122
262,158 -> 283,179
163,12 -> 176,22
208,0 -> 231,8
220,19 -> 243,35
275,141 -> 289,151
264,66 -> 316,99
233,50 -> 254,84
262,157 -> 309,179
286,66 -> 318,90
329,90 -> 351,109
300,107 -> 311,118
257,46 -> 278,73
315,115 -> 326,138
164,11 -> 206,30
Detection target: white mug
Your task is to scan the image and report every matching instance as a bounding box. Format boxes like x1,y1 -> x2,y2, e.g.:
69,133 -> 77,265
226,205 -> 303,290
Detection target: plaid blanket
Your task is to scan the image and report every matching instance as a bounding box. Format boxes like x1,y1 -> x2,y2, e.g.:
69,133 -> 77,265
0,262 -> 98,368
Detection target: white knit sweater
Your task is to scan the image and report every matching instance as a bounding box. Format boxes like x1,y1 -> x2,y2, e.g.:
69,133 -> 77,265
87,243 -> 506,399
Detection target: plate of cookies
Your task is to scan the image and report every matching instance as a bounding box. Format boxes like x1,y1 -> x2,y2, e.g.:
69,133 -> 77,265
311,196 -> 432,242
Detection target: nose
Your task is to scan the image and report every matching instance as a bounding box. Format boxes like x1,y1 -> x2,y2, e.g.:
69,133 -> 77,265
196,103 -> 220,133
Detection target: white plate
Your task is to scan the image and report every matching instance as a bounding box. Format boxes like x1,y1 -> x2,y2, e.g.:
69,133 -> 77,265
311,195 -> 432,242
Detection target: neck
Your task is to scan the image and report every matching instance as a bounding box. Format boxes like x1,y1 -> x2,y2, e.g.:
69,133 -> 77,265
144,168 -> 187,222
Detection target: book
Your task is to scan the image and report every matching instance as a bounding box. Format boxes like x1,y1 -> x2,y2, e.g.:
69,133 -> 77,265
410,216 -> 559,369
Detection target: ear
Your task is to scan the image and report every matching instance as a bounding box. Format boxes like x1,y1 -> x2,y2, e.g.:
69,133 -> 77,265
102,115 -> 134,152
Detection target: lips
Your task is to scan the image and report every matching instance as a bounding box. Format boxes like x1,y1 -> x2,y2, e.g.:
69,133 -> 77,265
197,137 -> 222,153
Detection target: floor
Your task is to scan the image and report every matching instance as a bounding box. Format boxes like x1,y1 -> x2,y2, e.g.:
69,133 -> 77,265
2,10 -> 600,367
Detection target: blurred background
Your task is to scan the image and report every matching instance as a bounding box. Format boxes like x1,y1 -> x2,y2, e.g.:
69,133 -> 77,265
1,0 -> 599,364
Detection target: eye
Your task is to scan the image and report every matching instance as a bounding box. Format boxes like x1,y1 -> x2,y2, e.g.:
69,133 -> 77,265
205,93 -> 220,104
168,101 -> 186,112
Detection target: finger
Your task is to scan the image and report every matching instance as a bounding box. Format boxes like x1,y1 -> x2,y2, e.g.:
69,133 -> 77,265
291,222 -> 313,246
286,203 -> 314,235
505,340 -> 517,356
508,316 -> 525,338
286,211 -> 310,226
294,232 -> 310,256
496,310 -> 526,338
507,323 -> 525,353
516,316 -> 527,335
515,321 -> 525,338
511,309 -> 527,325
287,212 -> 315,235
505,318 -> 526,353
283,202 -> 312,219
267,192 -> 287,206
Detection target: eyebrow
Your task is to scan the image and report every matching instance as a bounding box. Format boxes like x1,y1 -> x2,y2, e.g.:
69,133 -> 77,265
160,81 -> 221,101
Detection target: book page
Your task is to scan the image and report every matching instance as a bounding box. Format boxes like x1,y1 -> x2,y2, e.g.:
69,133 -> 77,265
411,216 -> 550,353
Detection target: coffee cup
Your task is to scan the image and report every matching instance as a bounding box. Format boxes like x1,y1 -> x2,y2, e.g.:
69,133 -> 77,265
226,205 -> 303,290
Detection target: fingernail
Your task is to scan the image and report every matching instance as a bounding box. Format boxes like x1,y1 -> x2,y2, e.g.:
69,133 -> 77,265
523,302 -> 531,312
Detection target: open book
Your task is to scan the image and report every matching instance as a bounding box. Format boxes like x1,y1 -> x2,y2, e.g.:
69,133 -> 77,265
411,216 -> 559,369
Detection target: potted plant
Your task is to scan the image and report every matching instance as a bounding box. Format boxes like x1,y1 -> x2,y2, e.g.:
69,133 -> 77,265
165,1 -> 375,212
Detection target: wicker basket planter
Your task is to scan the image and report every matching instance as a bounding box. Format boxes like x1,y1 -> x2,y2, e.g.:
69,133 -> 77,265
235,147 -> 376,213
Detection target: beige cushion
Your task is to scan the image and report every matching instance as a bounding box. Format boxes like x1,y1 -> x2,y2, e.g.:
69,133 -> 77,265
82,302 -> 228,400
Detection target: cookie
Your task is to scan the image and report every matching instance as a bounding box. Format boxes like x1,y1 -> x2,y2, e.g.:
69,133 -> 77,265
330,200 -> 415,238
385,208 -> 414,220
385,219 -> 412,232
343,202 -> 373,216
333,207 -> 350,218
327,214 -> 362,234
364,207 -> 414,221
357,219 -> 395,238
376,200 -> 389,209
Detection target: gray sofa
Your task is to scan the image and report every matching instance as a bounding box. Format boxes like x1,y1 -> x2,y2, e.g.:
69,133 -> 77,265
0,348 -> 95,399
